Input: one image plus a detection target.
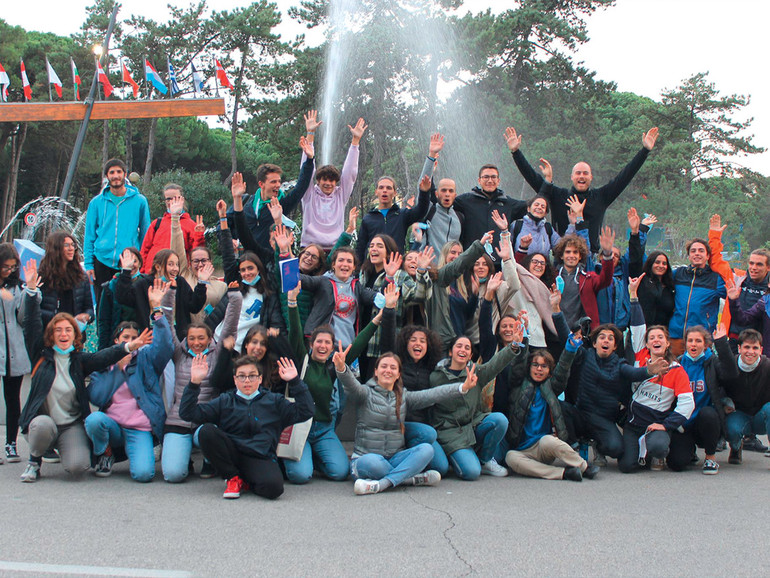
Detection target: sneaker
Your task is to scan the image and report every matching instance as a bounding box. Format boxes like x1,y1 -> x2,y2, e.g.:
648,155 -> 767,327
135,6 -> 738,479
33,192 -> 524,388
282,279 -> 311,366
480,458 -> 509,477
354,479 -> 380,495
94,453 -> 114,477
200,460 -> 216,479
650,457 -> 665,471
223,475 -> 246,499
409,470 -> 441,487
702,459 -> 719,475
591,441 -> 608,467
20,462 -> 40,483
765,449 -> 770,458
5,442 -> 21,463
716,438 -> 727,452
743,436 -> 768,453
42,449 -> 60,463
582,464 -> 600,480
153,444 -> 162,462
728,448 -> 742,465
562,466 -> 582,482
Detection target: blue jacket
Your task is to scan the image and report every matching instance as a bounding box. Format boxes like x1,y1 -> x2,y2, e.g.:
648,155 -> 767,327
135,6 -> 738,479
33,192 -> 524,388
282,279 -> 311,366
595,227 -> 646,330
83,183 -> 151,270
87,315 -> 174,439
669,265 -> 726,340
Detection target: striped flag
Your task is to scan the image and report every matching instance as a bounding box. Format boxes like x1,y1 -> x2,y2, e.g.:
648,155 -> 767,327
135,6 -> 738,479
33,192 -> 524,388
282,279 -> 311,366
144,59 -> 168,95
167,57 -> 180,96
46,57 -> 63,98
0,61 -> 9,102
96,60 -> 113,98
20,59 -> 31,100
71,58 -> 81,100
191,62 -> 205,96
122,61 -> 139,98
215,59 -> 233,89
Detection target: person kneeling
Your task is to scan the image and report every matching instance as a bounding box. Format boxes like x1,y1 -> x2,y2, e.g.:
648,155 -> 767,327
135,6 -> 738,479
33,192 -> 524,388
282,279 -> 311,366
504,334 -> 599,482
179,355 -> 314,500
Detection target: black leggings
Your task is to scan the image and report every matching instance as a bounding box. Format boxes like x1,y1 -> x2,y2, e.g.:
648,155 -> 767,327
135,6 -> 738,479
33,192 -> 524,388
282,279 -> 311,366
667,406 -> 721,471
197,424 -> 284,500
3,374 -> 24,444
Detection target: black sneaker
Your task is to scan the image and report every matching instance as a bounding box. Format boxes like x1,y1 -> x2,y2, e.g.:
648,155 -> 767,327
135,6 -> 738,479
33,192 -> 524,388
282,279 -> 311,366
94,453 -> 114,477
563,467 -> 583,482
742,436 -> 768,453
728,448 -> 743,465
715,438 -> 727,452
200,460 -> 216,479
582,464 -> 600,479
5,442 -> 21,463
42,449 -> 60,463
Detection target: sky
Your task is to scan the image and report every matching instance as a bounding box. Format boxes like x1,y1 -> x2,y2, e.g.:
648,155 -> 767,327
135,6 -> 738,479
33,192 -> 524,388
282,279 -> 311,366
3,0 -> 769,174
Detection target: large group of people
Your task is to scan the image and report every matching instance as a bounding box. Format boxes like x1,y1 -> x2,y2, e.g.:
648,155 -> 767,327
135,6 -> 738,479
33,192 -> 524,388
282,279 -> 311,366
2,112 -> 769,501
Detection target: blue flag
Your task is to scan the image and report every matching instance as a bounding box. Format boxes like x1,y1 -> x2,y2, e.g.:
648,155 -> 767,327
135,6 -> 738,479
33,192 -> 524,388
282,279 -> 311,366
167,57 -> 180,96
144,59 -> 168,95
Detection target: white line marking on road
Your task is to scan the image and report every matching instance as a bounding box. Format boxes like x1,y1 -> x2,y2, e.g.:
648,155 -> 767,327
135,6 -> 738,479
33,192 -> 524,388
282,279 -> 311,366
0,561 -> 192,577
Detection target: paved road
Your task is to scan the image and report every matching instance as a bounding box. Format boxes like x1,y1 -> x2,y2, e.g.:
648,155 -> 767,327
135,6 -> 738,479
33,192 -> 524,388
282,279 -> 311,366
0,429 -> 768,577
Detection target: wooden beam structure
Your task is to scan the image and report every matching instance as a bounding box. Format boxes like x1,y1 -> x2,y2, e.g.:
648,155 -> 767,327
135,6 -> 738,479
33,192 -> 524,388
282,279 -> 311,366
0,98 -> 225,122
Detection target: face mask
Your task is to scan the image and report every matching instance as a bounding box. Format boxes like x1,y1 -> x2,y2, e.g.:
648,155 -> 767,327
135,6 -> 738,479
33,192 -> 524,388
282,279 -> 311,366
53,345 -> 75,355
188,348 -> 210,357
242,275 -> 261,287
684,351 -> 705,363
236,389 -> 260,400
160,276 -> 169,283
76,320 -> 87,332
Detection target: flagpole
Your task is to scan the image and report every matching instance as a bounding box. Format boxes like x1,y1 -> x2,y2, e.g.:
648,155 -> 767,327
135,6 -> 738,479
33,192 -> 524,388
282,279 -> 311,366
122,59 -> 127,99
46,56 -> 52,102
94,55 -> 102,101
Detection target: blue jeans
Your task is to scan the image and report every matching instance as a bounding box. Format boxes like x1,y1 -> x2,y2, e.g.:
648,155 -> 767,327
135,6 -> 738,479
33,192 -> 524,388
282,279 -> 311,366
161,430 -> 201,483
84,411 -> 156,482
283,421 -> 350,484
448,412 -> 508,481
352,443 -> 433,487
405,421 -> 449,475
726,402 -> 770,449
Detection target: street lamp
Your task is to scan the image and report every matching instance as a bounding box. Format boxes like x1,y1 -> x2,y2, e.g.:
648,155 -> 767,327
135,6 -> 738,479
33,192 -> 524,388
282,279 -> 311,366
93,44 -> 104,58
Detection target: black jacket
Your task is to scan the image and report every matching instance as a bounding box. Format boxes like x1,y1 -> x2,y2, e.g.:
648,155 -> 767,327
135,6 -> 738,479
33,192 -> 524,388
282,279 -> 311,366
39,278 -> 94,329
179,376 -> 315,458
637,275 -> 675,328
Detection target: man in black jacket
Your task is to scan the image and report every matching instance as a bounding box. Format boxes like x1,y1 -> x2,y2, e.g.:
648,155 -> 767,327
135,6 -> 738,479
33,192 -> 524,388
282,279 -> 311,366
504,125 -> 658,253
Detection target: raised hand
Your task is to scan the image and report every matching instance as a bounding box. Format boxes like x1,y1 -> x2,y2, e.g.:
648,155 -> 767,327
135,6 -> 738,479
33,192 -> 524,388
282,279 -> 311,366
642,213 -> 658,227
347,207 -> 359,234
277,357 -> 298,381
628,273 -> 645,298
228,281 -> 240,290
419,174 -> 431,192
485,272 -> 503,299
190,354 -> 209,384
726,282 -> 741,301
120,249 -> 136,271
384,252 -> 403,277
565,194 -> 586,219
417,246 -> 435,270
148,278 -> 170,308
599,226 -> 616,255
504,127 -> 522,153
462,363 -> 478,392
411,223 -> 424,244
428,133 -> 445,157
647,356 -> 670,377
495,236 -> 511,262
713,323 -> 728,341
299,135 -> 314,159
197,262 -> 214,283
518,233 -> 533,250
348,117 -> 368,144
216,199 -> 228,219
511,319 -> 524,344
273,223 -> 293,254
287,281 -> 301,302
627,207 -> 641,234
194,215 -> 205,233
128,328 -> 153,352
267,328 -> 279,338
332,342 -> 352,372
539,158 -> 553,183
231,172 -> 246,199
268,196 -> 283,225
168,196 -> 184,216
709,213 -> 727,233
304,109 -> 322,133
383,282 -> 400,309
516,309 -> 529,331
491,209 -> 509,231
643,127 -> 659,150
549,283 -> 561,312
479,230 -> 495,247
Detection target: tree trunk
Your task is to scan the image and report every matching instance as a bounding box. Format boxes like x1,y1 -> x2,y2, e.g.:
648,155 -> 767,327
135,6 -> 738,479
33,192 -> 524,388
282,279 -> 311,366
2,123 -> 28,239
125,118 -> 133,172
143,117 -> 158,188
102,120 -> 110,174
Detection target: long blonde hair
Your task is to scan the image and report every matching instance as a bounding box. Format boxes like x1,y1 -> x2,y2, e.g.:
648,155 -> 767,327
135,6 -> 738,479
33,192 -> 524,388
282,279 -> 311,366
437,241 -> 468,300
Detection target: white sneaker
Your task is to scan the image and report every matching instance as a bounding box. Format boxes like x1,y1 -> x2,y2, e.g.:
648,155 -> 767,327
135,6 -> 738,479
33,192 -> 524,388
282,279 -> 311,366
480,458 -> 508,477
410,470 -> 441,486
20,462 -> 40,483
354,479 -> 380,495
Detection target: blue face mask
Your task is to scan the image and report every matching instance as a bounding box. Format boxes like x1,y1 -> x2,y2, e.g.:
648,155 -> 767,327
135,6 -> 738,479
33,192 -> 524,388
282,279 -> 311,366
160,276 -> 169,283
53,345 -> 75,355
188,348 -> 210,357
242,275 -> 261,287
76,320 -> 88,332
236,389 -> 261,401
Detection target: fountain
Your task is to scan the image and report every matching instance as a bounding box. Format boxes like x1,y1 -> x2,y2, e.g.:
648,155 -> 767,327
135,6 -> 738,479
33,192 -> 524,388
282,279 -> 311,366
0,196 -> 87,245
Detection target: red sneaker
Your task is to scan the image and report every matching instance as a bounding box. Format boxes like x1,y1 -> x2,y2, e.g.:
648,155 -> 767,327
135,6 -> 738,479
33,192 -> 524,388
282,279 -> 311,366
223,475 -> 245,499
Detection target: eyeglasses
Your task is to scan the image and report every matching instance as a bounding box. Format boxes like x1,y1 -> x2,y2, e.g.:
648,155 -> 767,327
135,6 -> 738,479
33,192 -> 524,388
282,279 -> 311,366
63,243 -> 76,249
479,175 -> 499,180
191,258 -> 211,265
531,362 -> 549,369
1,264 -> 18,272
530,260 -> 546,267
234,373 -> 261,382
301,252 -> 320,262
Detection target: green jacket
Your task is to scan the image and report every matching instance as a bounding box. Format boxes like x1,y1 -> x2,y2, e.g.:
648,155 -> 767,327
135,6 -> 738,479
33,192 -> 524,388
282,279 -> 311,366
429,343 -> 521,455
506,344 -> 576,449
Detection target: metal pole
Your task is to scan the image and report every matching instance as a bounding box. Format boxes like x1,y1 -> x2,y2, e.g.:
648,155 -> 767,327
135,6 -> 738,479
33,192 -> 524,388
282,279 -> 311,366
60,3 -> 119,201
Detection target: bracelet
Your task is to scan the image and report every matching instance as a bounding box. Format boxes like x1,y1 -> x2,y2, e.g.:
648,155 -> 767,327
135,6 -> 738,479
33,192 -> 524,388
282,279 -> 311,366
219,217 -> 227,222
287,300 -> 297,307
427,155 -> 437,162
307,131 -> 315,135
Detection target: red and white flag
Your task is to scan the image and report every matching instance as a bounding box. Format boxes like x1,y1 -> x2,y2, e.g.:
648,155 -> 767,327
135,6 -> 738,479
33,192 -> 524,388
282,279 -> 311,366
215,59 -> 233,89
46,57 -> 63,98
0,61 -> 9,102
71,58 -> 81,100
121,61 -> 139,98
20,58 -> 32,100
96,60 -> 113,98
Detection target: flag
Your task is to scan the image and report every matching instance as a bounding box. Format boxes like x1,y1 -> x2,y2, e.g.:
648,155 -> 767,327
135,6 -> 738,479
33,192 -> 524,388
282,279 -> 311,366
215,59 -> 233,89
122,61 -> 139,98
0,61 -> 9,102
96,60 -> 113,98
46,57 -> 63,98
191,62 -> 205,96
167,57 -> 180,96
144,59 -> 168,95
71,58 -> 81,100
20,59 -> 31,100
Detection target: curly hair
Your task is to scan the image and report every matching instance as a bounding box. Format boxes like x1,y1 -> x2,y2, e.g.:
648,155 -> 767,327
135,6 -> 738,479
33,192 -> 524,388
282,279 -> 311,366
38,231 -> 86,292
44,313 -> 84,351
396,325 -> 442,369
315,164 -> 341,183
589,324 -> 623,352
553,234 -> 588,264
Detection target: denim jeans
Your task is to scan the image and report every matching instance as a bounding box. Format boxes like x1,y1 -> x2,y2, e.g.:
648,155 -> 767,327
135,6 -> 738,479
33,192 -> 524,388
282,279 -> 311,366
161,430 -> 200,483
405,421 -> 449,475
726,402 -> 770,450
283,420 -> 350,484
84,411 -> 156,482
352,443 -> 433,487
448,412 -> 508,481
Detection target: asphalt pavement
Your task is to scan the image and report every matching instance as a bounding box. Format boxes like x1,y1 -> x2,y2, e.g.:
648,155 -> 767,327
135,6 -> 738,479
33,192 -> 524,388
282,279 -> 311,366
0,429 -> 768,577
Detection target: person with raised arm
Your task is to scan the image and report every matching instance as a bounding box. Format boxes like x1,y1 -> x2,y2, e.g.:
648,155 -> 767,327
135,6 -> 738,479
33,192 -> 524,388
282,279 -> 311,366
300,110 -> 366,251
19,260 -> 151,483
505,125 -> 658,252
180,354 -> 314,499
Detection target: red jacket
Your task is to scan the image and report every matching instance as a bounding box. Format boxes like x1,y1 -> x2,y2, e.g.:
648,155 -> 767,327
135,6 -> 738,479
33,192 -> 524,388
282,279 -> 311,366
575,256 -> 614,330
140,212 -> 205,274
